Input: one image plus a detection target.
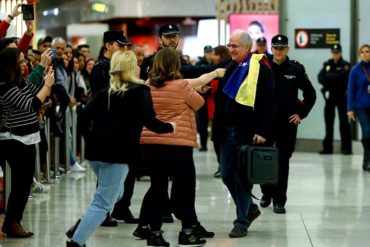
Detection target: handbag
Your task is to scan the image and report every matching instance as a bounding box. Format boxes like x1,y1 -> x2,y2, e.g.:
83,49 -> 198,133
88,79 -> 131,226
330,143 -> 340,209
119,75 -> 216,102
237,145 -> 279,185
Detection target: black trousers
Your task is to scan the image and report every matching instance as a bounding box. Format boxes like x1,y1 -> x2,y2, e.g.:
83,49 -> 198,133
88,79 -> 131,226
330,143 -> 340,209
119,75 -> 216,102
138,145 -> 198,231
196,102 -> 209,148
261,122 -> 297,206
0,139 -> 35,224
322,96 -> 352,152
111,164 -> 136,216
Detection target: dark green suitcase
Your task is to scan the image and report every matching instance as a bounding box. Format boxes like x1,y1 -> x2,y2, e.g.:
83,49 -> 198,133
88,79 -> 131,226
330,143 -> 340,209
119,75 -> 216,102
238,145 -> 279,185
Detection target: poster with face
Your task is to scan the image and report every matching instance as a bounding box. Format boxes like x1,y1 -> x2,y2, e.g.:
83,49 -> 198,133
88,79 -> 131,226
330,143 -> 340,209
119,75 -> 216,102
229,14 -> 279,52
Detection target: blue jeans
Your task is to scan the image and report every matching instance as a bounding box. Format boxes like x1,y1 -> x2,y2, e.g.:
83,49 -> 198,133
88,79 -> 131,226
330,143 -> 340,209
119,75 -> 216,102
72,161 -> 129,246
356,108 -> 370,139
219,127 -> 258,229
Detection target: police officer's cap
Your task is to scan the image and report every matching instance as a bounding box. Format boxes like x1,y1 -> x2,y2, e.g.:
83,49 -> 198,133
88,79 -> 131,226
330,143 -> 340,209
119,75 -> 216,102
103,30 -> 131,45
271,35 -> 288,48
204,45 -> 213,53
331,44 -> 342,52
256,37 -> 267,45
159,23 -> 180,36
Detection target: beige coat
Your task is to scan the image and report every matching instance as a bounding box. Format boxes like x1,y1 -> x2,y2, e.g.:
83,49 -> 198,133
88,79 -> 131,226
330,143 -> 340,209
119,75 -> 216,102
140,79 -> 204,147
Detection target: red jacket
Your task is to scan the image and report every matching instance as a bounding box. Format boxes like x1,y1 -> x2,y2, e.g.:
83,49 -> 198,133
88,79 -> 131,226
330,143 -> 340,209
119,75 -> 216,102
0,19 -> 33,54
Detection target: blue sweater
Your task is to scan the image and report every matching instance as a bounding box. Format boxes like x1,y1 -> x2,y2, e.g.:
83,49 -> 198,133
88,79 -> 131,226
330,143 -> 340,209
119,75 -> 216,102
347,61 -> 370,111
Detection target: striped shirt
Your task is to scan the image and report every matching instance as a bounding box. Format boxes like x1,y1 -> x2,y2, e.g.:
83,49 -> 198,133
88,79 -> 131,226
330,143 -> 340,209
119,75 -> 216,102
0,81 -> 42,136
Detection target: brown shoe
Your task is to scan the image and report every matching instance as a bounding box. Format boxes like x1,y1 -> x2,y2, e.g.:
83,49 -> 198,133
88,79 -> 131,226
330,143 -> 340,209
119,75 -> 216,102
2,222 -> 33,238
229,226 -> 248,238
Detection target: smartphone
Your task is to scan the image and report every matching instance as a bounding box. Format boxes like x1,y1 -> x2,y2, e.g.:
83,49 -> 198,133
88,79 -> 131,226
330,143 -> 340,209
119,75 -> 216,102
51,48 -> 57,59
21,4 -> 34,20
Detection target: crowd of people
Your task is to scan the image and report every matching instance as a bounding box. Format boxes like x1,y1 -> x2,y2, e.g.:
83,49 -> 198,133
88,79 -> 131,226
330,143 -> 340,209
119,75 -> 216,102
0,4 -> 370,247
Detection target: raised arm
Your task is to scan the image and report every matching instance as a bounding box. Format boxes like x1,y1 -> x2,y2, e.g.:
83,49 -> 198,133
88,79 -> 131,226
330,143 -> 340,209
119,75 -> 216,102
186,68 -> 226,88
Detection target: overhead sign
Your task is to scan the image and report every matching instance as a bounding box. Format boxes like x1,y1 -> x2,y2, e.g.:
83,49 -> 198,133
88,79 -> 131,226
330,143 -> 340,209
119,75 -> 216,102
295,29 -> 340,49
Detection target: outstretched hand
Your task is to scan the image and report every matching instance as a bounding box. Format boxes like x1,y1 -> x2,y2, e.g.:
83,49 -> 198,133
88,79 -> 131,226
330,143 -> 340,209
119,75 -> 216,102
215,68 -> 226,78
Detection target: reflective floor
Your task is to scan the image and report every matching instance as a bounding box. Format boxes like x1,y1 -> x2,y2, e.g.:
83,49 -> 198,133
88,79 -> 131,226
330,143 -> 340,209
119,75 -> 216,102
0,148 -> 370,247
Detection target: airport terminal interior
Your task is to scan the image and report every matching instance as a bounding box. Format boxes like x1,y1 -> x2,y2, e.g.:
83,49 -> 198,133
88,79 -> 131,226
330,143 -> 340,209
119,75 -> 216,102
0,149 -> 370,247
0,0 -> 370,246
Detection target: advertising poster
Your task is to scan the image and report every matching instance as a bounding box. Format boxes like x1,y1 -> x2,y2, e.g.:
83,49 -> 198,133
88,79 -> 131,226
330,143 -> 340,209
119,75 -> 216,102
229,14 -> 279,52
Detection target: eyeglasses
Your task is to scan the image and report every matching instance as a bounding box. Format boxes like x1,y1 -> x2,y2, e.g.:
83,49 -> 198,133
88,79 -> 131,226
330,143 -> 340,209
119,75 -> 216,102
226,43 -> 242,49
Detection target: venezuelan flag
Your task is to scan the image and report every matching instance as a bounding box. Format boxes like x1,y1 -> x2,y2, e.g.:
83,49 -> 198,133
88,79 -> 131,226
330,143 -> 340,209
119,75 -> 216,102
223,54 -> 265,108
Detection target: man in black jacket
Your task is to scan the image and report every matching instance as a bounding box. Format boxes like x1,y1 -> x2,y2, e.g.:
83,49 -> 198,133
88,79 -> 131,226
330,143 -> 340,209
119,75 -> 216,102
88,30 -> 138,227
260,35 -> 316,214
318,44 -> 352,155
212,30 -> 275,238
90,30 -> 131,94
140,23 -> 219,81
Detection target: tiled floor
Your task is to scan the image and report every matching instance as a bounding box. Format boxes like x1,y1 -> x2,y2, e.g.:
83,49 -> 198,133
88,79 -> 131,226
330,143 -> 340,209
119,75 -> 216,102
0,148 -> 369,247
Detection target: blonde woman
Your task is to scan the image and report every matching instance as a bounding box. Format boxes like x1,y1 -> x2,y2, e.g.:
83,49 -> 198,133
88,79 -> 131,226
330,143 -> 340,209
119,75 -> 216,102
66,51 -> 174,247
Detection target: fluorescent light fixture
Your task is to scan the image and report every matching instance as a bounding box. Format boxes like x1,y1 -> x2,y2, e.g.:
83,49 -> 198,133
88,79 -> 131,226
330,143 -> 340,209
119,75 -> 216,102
92,2 -> 108,13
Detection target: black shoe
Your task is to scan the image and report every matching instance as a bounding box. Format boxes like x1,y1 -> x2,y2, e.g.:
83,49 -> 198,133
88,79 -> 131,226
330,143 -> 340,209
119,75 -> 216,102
192,224 -> 215,238
199,147 -> 207,152
147,232 -> 170,247
161,213 -> 174,223
213,169 -> 221,178
273,204 -> 286,214
341,150 -> 352,155
319,150 -> 333,154
259,196 -> 271,208
247,209 -> 261,223
178,230 -> 206,247
101,214 -> 118,227
111,211 -> 139,224
66,240 -> 86,247
66,219 -> 81,238
133,225 -> 151,240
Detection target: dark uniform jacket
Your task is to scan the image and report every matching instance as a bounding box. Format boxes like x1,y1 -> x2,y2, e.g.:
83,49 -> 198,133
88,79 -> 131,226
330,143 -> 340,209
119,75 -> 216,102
318,57 -> 350,99
140,49 -> 221,81
212,57 -> 275,145
89,56 -> 110,95
77,84 -> 173,165
269,56 -> 316,120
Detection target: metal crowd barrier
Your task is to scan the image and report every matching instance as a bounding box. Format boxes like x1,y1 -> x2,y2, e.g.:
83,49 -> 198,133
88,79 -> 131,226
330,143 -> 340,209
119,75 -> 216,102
31,104 -> 83,183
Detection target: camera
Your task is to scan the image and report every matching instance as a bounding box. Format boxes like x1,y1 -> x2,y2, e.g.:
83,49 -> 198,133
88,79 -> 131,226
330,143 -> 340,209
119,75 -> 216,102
21,4 -> 34,20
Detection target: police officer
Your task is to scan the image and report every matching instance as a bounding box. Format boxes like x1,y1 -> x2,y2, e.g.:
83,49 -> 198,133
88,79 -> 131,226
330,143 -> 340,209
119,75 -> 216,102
260,35 -> 316,214
254,37 -> 271,57
140,23 -> 219,81
196,45 -> 214,151
88,30 -> 139,226
318,44 -> 352,154
140,23 -> 182,81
